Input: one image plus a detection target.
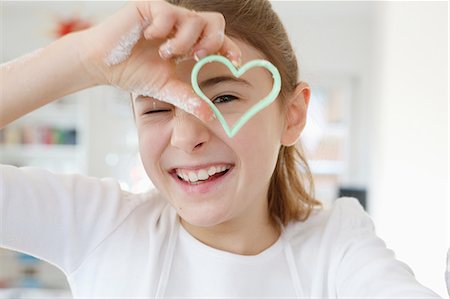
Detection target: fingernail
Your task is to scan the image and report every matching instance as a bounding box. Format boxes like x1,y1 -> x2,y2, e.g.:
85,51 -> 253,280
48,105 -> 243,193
200,112 -> 216,123
232,57 -> 242,68
159,41 -> 173,60
197,107 -> 215,122
208,112 -> 217,121
227,51 -> 241,68
194,49 -> 207,61
174,54 -> 191,64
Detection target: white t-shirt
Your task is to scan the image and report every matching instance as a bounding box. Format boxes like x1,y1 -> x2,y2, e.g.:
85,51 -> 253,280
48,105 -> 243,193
0,165 -> 441,298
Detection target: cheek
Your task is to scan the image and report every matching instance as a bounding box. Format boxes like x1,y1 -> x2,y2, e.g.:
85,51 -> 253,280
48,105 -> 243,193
232,107 -> 282,177
137,122 -> 171,179
236,105 -> 283,148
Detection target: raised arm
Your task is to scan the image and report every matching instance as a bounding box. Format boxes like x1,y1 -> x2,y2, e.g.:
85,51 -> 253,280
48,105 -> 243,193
0,31 -> 95,128
0,1 -> 242,128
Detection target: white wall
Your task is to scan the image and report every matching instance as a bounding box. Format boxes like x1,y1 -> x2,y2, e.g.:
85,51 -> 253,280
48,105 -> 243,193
275,1 -> 448,296
273,2 -> 376,188
369,2 -> 448,296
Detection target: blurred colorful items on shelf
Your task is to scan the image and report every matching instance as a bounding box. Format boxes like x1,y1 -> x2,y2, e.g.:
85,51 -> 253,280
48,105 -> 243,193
16,253 -> 42,288
0,125 -> 77,145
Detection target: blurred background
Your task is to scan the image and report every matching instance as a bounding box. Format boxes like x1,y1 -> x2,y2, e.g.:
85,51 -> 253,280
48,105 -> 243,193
0,1 -> 448,298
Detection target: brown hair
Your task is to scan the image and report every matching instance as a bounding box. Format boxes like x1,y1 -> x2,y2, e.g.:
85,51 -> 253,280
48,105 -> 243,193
167,0 -> 322,228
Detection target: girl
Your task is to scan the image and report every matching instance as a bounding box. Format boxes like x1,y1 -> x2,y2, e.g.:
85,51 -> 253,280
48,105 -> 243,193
0,0 -> 441,297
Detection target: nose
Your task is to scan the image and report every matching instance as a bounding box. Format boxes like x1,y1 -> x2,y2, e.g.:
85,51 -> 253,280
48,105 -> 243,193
170,108 -> 210,153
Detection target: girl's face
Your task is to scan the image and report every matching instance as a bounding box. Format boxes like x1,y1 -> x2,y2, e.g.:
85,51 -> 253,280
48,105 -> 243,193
134,40 -> 289,229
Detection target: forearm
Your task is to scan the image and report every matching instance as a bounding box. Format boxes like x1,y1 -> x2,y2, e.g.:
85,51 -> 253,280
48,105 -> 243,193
0,31 -> 96,128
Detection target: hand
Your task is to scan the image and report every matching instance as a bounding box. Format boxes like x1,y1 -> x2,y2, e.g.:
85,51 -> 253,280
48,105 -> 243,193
78,1 -> 241,121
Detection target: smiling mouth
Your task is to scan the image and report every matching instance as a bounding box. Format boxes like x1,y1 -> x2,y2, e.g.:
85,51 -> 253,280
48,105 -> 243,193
170,164 -> 233,185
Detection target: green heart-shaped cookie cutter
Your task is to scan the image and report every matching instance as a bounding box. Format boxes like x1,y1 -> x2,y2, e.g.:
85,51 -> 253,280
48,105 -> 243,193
191,55 -> 281,138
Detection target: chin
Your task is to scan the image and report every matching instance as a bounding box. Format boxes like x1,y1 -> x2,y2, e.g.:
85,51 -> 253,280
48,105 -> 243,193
177,205 -> 231,228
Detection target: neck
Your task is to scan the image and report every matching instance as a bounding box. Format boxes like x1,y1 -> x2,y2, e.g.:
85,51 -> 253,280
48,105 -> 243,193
180,213 -> 280,256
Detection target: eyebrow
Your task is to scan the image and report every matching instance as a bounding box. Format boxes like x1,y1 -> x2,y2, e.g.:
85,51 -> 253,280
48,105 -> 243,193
199,76 -> 252,89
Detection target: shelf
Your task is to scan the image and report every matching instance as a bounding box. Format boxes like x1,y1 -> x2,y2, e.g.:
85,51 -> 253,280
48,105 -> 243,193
0,288 -> 72,299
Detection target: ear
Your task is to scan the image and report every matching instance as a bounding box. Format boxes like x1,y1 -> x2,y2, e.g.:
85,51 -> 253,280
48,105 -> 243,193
280,81 -> 310,146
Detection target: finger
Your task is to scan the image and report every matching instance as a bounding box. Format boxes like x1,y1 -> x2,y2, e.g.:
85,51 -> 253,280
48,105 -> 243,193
191,12 -> 226,60
142,12 -> 177,41
159,11 -> 206,59
159,79 -> 214,123
219,35 -> 242,68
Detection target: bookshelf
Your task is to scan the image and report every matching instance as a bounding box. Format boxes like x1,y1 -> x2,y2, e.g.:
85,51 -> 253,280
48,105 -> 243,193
0,95 -> 86,174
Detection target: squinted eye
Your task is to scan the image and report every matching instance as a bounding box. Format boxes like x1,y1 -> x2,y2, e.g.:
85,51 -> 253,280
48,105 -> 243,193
144,109 -> 171,114
213,95 -> 238,105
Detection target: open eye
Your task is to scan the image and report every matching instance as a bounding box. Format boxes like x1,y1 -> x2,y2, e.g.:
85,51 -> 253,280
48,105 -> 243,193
213,94 -> 238,105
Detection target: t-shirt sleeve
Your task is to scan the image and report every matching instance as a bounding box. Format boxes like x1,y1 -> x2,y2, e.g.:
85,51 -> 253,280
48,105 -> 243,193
334,198 -> 441,298
0,164 -> 145,274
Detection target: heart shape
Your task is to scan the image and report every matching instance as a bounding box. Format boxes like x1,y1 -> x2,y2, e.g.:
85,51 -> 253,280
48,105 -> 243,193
191,55 -> 281,137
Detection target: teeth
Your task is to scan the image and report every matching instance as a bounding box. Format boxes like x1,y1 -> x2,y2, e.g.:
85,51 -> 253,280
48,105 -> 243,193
182,173 -> 189,181
197,169 -> 208,180
188,172 -> 198,182
207,166 -> 216,176
176,165 -> 230,183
